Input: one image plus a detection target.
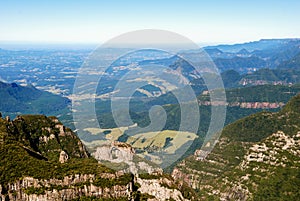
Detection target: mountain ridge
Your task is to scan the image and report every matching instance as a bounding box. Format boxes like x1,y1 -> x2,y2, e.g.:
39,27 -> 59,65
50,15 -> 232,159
0,114 -> 197,201
205,38 -> 300,53
0,81 -> 70,118
172,94 -> 300,200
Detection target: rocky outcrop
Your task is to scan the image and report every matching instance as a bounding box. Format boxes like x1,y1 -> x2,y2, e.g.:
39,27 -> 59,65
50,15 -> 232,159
220,185 -> 249,201
0,174 -> 131,201
1,114 -> 193,200
172,129 -> 300,200
92,141 -> 162,174
239,79 -> 291,86
233,101 -> 285,109
93,141 -> 135,163
0,172 -> 193,201
241,131 -> 300,169
59,150 -> 68,163
199,100 -> 285,109
136,177 -> 188,201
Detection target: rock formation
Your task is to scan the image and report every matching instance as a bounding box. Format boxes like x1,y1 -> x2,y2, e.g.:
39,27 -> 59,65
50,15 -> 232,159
0,114 -> 193,200
59,150 -> 68,163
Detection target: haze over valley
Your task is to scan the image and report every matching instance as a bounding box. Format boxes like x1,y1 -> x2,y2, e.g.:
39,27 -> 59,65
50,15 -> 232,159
1,0 -> 300,200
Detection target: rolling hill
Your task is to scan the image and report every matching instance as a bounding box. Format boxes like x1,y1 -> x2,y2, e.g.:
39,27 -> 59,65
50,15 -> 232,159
0,81 -> 70,118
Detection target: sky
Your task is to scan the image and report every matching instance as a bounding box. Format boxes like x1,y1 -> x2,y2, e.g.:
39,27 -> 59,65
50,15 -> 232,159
1,0 -> 300,45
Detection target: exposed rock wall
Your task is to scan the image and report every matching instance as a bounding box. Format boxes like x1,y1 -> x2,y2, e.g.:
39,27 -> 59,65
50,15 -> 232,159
136,177 -> 188,201
172,131 -> 300,200
199,101 -> 285,109
0,174 -> 131,201
92,141 -> 163,174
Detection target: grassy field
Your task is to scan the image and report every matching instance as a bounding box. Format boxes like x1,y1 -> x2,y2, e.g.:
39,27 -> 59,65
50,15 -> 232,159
82,127 -> 198,156
127,130 -> 198,154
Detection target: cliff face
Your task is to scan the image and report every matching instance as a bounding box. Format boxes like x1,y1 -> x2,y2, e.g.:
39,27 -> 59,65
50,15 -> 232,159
0,114 -> 132,200
1,173 -> 194,201
1,173 -> 131,201
0,114 -> 194,201
173,131 -> 300,200
172,95 -> 300,200
199,100 -> 285,109
136,177 -> 188,201
92,141 -> 163,174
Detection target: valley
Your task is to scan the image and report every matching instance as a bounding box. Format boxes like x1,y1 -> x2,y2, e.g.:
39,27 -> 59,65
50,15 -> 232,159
1,38 -> 300,200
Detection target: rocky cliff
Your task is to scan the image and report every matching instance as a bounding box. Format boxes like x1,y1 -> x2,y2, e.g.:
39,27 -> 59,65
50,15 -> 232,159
0,114 -> 194,201
172,95 -> 300,200
92,141 -> 163,174
0,114 -> 132,200
1,173 -> 132,201
199,100 -> 285,109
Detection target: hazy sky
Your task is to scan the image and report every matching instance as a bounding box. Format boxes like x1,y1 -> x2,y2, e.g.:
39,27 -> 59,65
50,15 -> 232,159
1,0 -> 300,44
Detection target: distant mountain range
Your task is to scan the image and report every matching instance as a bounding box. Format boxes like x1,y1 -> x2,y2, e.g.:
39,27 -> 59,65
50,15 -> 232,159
0,38 -> 300,101
205,38 -> 300,53
221,68 -> 300,88
278,52 -> 300,70
206,39 -> 300,72
1,38 -> 300,200
120,39 -> 300,96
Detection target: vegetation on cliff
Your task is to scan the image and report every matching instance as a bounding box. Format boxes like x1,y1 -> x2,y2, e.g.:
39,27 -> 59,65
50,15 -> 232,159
173,94 -> 300,200
0,114 -> 114,185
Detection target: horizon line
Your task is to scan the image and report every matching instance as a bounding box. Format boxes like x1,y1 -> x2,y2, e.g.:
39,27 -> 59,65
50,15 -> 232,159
0,38 -> 299,50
